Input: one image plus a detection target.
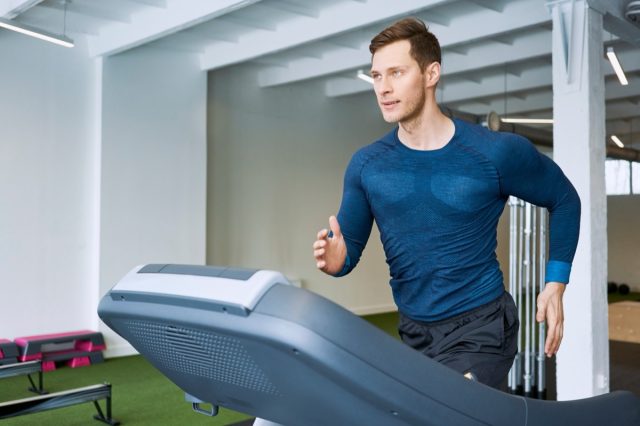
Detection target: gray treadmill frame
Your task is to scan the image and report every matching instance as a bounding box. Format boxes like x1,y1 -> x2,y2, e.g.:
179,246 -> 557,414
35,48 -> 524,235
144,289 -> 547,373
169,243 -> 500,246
98,265 -> 640,426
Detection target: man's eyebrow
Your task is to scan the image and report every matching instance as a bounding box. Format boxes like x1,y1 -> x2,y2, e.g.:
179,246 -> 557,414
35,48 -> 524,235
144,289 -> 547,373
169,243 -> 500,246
371,65 -> 406,74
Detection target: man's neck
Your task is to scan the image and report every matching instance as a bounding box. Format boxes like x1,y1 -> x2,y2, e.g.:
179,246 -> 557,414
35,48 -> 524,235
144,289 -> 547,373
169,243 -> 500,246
397,103 -> 455,151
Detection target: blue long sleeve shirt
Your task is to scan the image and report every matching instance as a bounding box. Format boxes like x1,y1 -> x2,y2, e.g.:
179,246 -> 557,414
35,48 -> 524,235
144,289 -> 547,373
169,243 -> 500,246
335,118 -> 581,322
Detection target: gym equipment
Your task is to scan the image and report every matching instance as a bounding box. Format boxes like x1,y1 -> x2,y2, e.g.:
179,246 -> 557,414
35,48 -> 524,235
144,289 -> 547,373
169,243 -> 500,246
15,330 -> 106,371
0,383 -> 119,425
608,282 -> 618,294
99,264 -> 640,426
0,339 -> 19,366
0,360 -> 46,395
619,284 -> 630,295
508,198 -> 546,397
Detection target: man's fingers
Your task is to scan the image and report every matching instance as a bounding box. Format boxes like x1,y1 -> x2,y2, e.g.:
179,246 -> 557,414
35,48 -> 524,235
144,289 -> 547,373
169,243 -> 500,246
545,326 -> 557,356
536,295 -> 547,322
536,305 -> 546,323
544,314 -> 564,356
317,229 -> 328,240
314,248 -> 325,258
312,240 -> 326,250
316,260 -> 326,269
546,328 -> 561,356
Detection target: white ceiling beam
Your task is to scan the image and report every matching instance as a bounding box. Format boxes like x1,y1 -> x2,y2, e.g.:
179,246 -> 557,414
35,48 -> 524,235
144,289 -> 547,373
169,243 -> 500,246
219,14 -> 276,32
127,0 -> 167,8
465,0 -> 506,13
455,73 -> 640,117
0,0 -> 43,18
421,10 -> 452,27
185,23 -> 241,43
89,0 -> 261,57
607,98 -> 640,112
587,0 -> 640,47
40,2 -> 132,25
326,33 -> 640,100
606,115 -> 640,133
265,0 -> 319,19
200,0 -> 453,71
442,66 -> 550,103
325,30 -> 551,97
261,0 -> 550,88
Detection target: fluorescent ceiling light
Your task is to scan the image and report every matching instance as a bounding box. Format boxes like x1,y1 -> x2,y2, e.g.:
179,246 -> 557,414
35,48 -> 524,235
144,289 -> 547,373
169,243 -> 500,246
501,118 -> 554,124
0,17 -> 74,48
606,47 -> 628,86
357,70 -> 373,84
611,135 -> 625,148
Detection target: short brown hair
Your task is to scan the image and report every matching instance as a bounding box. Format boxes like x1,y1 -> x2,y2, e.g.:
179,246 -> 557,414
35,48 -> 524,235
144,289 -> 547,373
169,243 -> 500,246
369,18 -> 441,70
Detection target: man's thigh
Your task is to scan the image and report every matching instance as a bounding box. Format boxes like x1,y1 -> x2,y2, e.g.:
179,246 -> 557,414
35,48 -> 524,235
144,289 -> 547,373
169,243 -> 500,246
398,292 -> 519,389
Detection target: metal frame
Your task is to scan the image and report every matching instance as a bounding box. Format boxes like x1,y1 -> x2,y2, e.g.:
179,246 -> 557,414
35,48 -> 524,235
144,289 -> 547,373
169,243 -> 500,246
0,382 -> 118,425
0,360 -> 46,395
508,197 -> 548,398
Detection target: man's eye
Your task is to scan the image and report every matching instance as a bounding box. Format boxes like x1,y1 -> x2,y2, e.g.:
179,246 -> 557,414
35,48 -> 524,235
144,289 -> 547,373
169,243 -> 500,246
393,70 -> 402,77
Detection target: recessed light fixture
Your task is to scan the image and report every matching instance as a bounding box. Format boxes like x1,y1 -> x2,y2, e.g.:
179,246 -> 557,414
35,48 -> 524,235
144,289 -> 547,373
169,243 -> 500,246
606,47 -> 628,86
501,118 -> 554,124
0,17 -> 74,47
356,70 -> 374,84
611,135 -> 625,148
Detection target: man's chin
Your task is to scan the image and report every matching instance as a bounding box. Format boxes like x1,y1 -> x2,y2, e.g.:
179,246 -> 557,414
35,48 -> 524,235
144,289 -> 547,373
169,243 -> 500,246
381,113 -> 401,123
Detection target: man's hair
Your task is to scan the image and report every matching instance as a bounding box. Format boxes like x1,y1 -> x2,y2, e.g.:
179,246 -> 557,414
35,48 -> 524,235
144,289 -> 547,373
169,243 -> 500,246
369,18 -> 441,70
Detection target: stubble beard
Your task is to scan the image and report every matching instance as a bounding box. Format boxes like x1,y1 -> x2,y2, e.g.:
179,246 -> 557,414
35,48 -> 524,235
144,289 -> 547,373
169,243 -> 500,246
380,87 -> 427,125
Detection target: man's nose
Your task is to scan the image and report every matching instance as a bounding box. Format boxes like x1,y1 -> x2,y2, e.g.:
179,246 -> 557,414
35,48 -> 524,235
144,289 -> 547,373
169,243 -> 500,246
375,77 -> 391,96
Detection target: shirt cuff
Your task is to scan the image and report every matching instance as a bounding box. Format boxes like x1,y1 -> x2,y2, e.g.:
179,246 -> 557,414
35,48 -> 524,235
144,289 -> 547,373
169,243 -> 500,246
333,254 -> 351,277
545,260 -> 572,284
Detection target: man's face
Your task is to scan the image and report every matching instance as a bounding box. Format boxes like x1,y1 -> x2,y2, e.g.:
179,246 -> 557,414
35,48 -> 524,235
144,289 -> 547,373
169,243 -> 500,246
371,40 -> 427,124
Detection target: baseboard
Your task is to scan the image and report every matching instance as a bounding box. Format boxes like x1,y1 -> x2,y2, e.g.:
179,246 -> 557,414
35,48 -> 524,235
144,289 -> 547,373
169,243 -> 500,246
350,303 -> 397,316
104,342 -> 138,359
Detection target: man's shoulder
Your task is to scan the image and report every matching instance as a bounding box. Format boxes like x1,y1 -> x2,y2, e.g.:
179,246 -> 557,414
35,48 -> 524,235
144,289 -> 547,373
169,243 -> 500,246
350,128 -> 397,164
455,118 -> 522,145
455,118 -> 532,156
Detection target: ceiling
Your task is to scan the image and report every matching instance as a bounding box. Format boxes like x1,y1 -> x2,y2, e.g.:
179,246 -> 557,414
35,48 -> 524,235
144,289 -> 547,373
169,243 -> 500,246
2,0 -> 640,151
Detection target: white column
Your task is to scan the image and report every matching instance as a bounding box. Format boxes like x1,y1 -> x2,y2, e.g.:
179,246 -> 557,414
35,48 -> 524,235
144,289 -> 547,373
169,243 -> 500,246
547,0 -> 609,399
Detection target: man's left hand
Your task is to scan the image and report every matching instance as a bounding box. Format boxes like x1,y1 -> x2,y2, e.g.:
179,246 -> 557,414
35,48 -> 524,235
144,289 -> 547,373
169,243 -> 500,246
536,282 -> 566,357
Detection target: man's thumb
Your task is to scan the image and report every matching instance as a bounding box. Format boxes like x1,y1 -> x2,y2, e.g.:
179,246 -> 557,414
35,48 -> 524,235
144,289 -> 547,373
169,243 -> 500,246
536,300 -> 546,323
329,215 -> 342,238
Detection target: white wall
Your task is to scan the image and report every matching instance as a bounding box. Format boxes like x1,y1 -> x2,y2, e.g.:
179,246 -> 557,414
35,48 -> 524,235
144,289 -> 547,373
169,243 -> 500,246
207,64 -> 393,313
0,33 -> 101,339
0,31 -> 207,354
100,46 -> 207,356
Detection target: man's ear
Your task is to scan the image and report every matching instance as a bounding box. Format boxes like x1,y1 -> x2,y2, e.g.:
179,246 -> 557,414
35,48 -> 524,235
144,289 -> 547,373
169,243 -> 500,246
425,61 -> 441,88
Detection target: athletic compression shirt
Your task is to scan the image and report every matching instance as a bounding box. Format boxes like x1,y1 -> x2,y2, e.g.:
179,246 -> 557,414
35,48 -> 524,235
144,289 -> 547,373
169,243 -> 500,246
335,117 -> 580,322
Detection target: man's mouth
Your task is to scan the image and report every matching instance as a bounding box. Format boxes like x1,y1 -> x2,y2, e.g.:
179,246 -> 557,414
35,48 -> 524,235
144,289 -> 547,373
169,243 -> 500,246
381,100 -> 400,108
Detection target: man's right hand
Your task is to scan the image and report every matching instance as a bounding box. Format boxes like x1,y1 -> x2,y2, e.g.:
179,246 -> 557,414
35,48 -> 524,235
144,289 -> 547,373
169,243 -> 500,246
313,215 -> 347,276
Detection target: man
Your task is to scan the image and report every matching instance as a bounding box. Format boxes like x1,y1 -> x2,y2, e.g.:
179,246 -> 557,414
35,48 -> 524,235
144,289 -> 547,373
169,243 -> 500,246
312,18 -> 580,389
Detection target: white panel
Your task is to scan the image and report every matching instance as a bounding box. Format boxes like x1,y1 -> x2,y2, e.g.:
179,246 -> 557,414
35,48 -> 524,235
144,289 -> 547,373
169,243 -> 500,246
100,46 -> 207,355
0,33 -> 100,338
112,265 -> 291,310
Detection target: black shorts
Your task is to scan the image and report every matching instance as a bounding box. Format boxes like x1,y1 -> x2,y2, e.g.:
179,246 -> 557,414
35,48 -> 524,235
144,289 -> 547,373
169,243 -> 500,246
397,291 -> 519,389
